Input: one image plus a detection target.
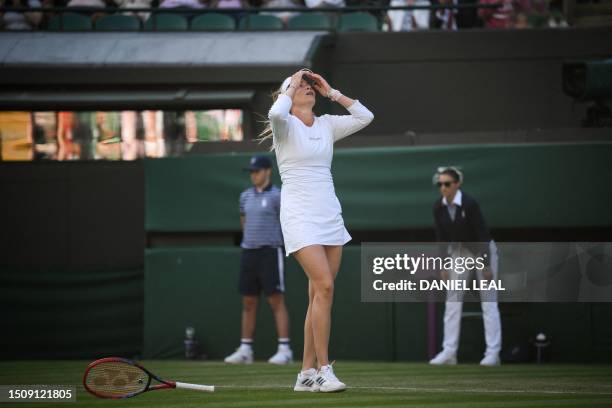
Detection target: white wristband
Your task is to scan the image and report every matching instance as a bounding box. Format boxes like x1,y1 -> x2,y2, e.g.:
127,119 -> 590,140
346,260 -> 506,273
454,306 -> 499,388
327,88 -> 342,102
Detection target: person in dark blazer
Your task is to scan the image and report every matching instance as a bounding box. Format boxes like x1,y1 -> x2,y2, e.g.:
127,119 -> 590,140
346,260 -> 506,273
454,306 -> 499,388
429,167 -> 502,366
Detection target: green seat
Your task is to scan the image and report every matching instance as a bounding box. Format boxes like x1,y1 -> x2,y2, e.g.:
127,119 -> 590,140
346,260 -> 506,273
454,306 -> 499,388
144,13 -> 188,30
238,14 -> 283,30
95,14 -> 141,31
190,13 -> 236,30
338,11 -> 378,32
47,12 -> 92,31
287,12 -> 331,30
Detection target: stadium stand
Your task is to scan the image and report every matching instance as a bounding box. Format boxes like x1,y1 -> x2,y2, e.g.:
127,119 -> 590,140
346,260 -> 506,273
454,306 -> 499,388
238,13 -> 284,29
287,11 -> 332,29
47,12 -> 93,30
94,13 -> 142,30
190,12 -> 236,29
144,12 -> 189,30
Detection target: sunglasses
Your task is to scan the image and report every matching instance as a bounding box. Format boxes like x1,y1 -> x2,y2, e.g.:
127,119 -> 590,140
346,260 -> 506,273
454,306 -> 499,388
436,181 -> 456,188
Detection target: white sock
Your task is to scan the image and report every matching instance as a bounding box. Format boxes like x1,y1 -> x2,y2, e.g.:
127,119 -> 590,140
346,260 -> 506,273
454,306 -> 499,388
240,338 -> 253,351
278,338 -> 290,351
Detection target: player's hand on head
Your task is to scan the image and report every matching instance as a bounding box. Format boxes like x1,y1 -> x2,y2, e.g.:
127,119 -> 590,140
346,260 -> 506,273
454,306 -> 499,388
289,70 -> 306,89
309,73 -> 332,97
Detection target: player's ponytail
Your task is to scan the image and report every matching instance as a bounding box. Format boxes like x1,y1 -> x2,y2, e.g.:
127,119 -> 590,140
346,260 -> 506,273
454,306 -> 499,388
256,89 -> 282,150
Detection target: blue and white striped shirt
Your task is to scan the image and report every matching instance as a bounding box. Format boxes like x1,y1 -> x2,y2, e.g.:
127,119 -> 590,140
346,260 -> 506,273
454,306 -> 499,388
239,183 -> 283,249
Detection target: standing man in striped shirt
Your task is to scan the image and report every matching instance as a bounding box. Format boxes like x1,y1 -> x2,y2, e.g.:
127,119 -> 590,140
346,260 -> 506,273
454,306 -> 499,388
225,155 -> 293,365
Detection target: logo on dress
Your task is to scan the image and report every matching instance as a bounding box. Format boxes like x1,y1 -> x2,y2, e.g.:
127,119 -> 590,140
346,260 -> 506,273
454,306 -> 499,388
261,198 -> 268,207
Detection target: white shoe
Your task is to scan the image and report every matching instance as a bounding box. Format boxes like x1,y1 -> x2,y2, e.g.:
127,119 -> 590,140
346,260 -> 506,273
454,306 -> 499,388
315,364 -> 346,393
224,346 -> 253,364
429,350 -> 457,365
268,347 -> 293,365
480,354 -> 501,366
293,368 -> 319,392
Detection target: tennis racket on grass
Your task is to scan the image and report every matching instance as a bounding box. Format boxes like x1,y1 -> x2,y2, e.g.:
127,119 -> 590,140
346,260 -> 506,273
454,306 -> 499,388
83,357 -> 214,399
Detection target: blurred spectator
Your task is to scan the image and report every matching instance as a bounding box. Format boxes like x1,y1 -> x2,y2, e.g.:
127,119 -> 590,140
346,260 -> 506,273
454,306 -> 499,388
388,0 -> 430,30
513,0 -> 548,27
163,111 -> 186,157
210,0 -> 246,7
209,0 -> 247,20
430,0 -> 457,29
305,0 -> 344,8
260,0 -> 301,25
115,0 -> 153,21
72,112 -> 94,160
66,0 -> 107,21
159,0 -> 205,8
430,0 -> 480,29
0,0 -> 43,30
477,0 -> 512,27
66,0 -> 106,7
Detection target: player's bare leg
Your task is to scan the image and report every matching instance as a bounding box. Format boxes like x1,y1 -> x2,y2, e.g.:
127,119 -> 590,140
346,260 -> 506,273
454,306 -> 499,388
294,245 -> 346,392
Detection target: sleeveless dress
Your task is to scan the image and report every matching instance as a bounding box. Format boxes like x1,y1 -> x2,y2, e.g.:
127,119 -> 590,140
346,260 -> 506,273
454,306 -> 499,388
268,93 -> 374,256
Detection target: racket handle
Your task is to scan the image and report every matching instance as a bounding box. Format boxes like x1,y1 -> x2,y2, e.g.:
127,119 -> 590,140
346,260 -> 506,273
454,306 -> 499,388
175,382 -> 215,393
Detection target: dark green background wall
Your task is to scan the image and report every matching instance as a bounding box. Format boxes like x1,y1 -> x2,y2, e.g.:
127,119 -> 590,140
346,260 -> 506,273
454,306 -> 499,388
146,143 -> 612,232
142,142 -> 612,362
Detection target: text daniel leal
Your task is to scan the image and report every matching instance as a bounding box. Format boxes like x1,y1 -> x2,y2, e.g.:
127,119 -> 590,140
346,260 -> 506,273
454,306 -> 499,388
372,279 -> 506,291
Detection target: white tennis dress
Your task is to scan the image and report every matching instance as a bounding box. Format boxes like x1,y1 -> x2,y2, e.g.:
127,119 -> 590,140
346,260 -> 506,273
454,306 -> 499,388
268,93 -> 374,256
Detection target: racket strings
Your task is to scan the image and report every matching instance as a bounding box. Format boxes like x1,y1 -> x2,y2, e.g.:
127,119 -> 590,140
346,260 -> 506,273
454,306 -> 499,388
85,361 -> 148,397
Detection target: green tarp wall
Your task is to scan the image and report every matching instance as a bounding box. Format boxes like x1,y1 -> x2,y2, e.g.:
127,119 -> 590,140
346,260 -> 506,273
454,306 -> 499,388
146,143 -> 612,232
143,247 -> 612,362
143,142 -> 612,361
144,247 -> 402,360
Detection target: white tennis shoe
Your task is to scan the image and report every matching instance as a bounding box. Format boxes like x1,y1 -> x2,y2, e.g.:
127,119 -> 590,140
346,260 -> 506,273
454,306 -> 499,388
315,364 -> 346,392
224,346 -> 253,364
293,368 -> 320,392
268,347 -> 293,365
429,350 -> 458,365
480,353 -> 501,366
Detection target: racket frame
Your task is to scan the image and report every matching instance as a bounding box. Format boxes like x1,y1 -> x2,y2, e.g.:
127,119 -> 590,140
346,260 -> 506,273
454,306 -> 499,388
83,357 -> 177,399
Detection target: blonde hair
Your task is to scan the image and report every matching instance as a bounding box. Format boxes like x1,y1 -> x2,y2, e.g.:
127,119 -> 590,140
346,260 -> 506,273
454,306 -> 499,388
256,89 -> 282,150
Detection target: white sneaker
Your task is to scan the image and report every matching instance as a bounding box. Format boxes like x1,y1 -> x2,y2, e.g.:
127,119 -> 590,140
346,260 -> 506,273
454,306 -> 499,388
293,368 -> 319,392
315,364 -> 346,393
268,347 -> 293,365
429,350 -> 457,365
480,354 -> 501,366
224,346 -> 253,364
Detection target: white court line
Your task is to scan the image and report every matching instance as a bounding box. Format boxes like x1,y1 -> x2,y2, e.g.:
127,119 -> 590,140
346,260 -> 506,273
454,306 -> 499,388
214,384 -> 612,396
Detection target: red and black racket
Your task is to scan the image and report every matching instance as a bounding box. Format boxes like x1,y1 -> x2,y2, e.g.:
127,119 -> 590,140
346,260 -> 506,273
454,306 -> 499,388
83,357 -> 214,399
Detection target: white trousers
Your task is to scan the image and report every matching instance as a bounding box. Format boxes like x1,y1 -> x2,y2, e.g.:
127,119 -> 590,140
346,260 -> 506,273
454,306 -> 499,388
441,241 -> 502,356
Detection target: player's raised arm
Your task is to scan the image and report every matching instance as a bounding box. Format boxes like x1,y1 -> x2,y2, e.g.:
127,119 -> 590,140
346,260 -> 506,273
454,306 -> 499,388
309,73 -> 374,142
267,70 -> 309,142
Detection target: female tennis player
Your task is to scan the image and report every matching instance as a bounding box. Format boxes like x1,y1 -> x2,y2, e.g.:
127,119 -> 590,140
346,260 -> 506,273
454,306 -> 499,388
260,68 -> 374,392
